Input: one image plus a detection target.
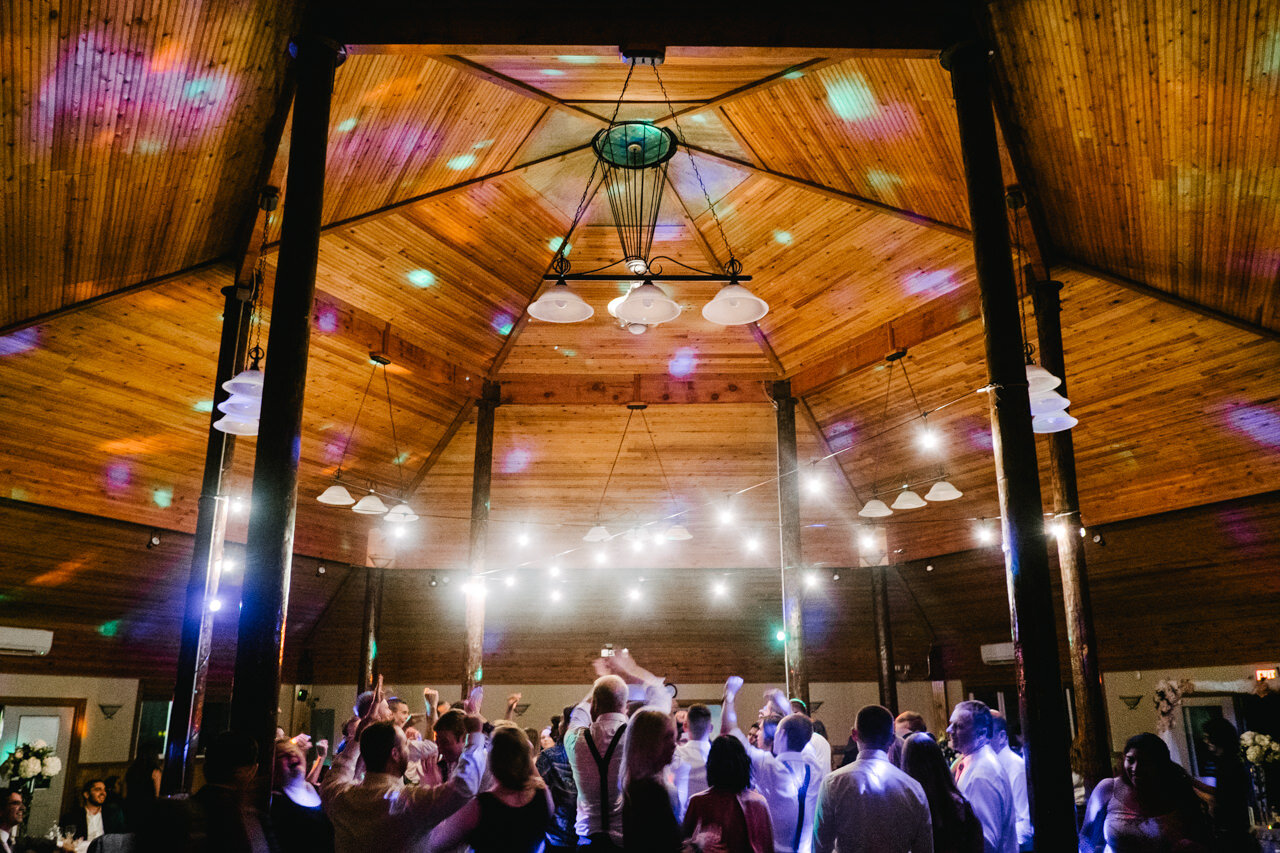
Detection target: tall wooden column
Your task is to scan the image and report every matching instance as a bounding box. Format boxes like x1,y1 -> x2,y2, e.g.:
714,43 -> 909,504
943,41 -> 1076,848
1033,278 -> 1112,788
771,380 -> 808,708
870,567 -> 898,714
230,36 -> 341,775
463,381 -> 500,695
162,284 -> 253,794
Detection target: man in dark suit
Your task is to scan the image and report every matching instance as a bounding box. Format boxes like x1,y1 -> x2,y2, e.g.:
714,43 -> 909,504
59,779 -> 126,844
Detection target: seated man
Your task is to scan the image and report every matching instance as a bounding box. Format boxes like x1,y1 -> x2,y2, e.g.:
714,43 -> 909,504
323,678 -> 487,853
60,778 -> 126,845
723,677 -> 828,853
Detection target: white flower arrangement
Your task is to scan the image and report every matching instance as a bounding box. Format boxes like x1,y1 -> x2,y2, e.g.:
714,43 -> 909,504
1241,731 -> 1280,765
0,741 -> 62,785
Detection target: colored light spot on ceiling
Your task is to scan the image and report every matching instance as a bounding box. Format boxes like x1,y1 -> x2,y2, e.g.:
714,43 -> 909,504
668,347 -> 698,378
492,313 -> 515,336
0,327 -> 39,356
970,429 -> 994,451
773,230 -> 793,245
904,269 -> 959,297
783,69 -> 806,80
315,306 -> 340,332
392,452 -> 411,465
558,55 -> 599,64
1226,404 -> 1280,448
446,153 -> 477,170
152,487 -> 174,509
561,349 -> 576,358
690,113 -> 707,124
1256,31 -> 1280,78
865,169 -> 903,196
97,620 -> 121,638
407,269 -> 435,288
336,117 -> 357,133
501,447 -> 533,474
827,421 -> 857,451
10,487 -> 28,501
104,461 -> 132,492
541,68 -> 566,76
136,139 -> 164,155
825,73 -> 879,121
192,399 -> 214,413
472,139 -> 493,149
548,237 -> 572,255
183,77 -> 215,100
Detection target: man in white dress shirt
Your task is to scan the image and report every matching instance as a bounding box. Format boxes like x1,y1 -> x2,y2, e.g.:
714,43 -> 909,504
723,676 -> 827,853
947,700 -> 1017,853
671,703 -> 713,819
323,680 -> 488,853
0,791 -> 25,853
811,704 -> 933,853
991,712 -> 1033,851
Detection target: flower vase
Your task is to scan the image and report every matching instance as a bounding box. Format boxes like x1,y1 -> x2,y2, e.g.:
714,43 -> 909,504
1251,762 -> 1272,828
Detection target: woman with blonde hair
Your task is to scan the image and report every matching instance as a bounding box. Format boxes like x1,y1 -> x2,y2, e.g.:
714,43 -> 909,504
621,708 -> 682,852
427,725 -> 551,853
271,737 -> 334,853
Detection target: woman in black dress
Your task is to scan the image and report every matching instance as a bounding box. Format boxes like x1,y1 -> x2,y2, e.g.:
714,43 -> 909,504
901,732 -> 983,853
427,725 -> 551,853
270,737 -> 334,853
622,708 -> 682,853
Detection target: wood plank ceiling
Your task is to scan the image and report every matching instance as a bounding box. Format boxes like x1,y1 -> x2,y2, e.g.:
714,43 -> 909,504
1,1 -> 1279,685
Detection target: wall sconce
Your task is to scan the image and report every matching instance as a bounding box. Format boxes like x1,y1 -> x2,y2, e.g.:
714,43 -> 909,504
99,704 -> 123,720
1119,695 -> 1143,710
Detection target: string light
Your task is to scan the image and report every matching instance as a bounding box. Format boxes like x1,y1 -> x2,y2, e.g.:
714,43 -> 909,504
745,536 -> 761,553
859,531 -> 877,551
718,505 -> 735,526
627,587 -> 641,602
804,473 -> 824,496
230,496 -> 249,515
712,579 -> 728,597
977,525 -> 996,545
548,565 -> 561,578
550,589 -> 562,602
516,530 -> 531,547
919,428 -> 940,451
503,575 -> 516,588
804,571 -> 819,589
594,550 -> 607,565
207,598 -> 222,612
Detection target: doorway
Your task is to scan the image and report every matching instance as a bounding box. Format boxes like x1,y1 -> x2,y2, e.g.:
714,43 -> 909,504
0,697 -> 86,835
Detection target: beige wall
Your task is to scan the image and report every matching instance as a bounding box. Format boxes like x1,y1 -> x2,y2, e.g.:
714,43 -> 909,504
0,673 -> 138,763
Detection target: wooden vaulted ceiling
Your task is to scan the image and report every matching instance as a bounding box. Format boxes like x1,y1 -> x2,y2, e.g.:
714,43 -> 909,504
1,1 -> 1279,686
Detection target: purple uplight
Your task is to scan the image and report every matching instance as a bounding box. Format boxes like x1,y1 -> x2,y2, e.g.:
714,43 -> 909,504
1226,404 -> 1280,448
904,269 -> 960,298
501,447 -> 533,473
1215,507 -> 1267,547
316,306 -> 339,333
0,327 -> 39,356
668,347 -> 698,378
324,439 -> 347,464
492,313 -> 515,336
970,428 -> 994,451
827,421 -> 858,451
104,460 -> 132,493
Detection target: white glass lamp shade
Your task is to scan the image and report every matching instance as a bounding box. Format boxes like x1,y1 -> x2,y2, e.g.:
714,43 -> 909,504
858,499 -> 893,518
925,480 -> 964,501
702,283 -> 768,325
213,415 -> 259,436
583,525 -> 611,542
1025,363 -> 1062,394
1032,412 -> 1079,433
613,281 -> 680,325
528,281 -> 594,323
384,502 -> 420,523
1029,389 -> 1071,416
218,393 -> 263,418
890,488 -> 928,510
223,367 -> 265,397
317,483 -> 356,505
351,492 -> 389,514
665,524 -> 692,541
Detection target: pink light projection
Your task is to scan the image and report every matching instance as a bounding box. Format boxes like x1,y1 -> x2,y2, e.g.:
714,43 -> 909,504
36,31 -> 240,149
668,347 -> 698,378
904,269 -> 961,298
1226,404 -> 1280,448
501,446 -> 533,474
103,460 -> 133,494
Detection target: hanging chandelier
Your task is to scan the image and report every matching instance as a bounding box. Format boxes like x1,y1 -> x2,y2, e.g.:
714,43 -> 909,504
214,208 -> 271,436
527,49 -> 768,333
315,353 -> 419,523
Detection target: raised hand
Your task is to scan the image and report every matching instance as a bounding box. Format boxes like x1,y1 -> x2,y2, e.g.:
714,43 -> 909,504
724,676 -> 744,696
292,733 -> 313,751
464,685 -> 484,716
424,687 -> 439,714
315,739 -> 328,760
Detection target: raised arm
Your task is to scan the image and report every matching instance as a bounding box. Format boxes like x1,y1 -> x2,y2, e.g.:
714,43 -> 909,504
307,739 -> 328,786
721,676 -> 745,737
423,687 -> 439,741
607,650 -> 672,713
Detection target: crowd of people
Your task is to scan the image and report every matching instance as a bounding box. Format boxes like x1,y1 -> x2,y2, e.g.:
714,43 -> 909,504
10,651 -> 1257,853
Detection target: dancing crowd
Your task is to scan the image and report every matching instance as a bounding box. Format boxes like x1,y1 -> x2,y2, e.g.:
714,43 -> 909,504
24,650 -> 1247,852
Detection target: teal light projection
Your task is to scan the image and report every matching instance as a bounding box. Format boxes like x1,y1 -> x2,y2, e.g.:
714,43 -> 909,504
336,117 -> 358,132
407,269 -> 436,288
773,230 -> 793,245
825,73 -> 879,121
557,55 -> 599,64
152,487 -> 173,509
548,237 -> 572,255
192,400 -> 214,413
446,153 -> 477,170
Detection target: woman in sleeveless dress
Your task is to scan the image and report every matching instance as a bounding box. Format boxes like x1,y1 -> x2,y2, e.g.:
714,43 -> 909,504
427,725 -> 551,853
900,732 -> 983,853
1080,733 -> 1211,853
683,735 -> 774,853
621,709 -> 683,853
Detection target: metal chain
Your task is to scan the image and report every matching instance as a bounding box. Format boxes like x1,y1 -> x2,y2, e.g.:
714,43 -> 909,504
652,63 -> 736,269
382,366 -> 404,497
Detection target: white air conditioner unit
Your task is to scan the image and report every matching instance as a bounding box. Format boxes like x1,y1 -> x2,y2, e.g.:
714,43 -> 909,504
0,627 -> 53,656
980,642 -> 1016,666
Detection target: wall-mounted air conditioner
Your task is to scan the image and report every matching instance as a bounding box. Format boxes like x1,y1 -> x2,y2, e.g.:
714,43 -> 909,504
0,626 -> 53,656
980,642 -> 1016,666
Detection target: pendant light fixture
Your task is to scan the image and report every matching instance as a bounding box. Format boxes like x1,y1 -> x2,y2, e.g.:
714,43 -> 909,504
637,404 -> 692,544
890,486 -> 928,510
924,479 -> 963,501
216,203 -> 271,436
858,499 -> 893,518
532,50 -> 769,331
315,353 -> 420,521
582,405 -> 636,542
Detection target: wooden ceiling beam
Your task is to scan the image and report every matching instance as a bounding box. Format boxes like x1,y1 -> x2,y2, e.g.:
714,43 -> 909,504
497,373 -> 772,405
432,55 -> 607,124
788,284 -> 983,398
314,2 -> 970,52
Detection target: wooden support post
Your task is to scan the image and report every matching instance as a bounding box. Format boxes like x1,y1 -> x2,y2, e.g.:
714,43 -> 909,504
230,36 -> 341,777
163,282 -> 252,794
463,381 -> 500,696
771,380 -> 808,708
1033,278 -> 1112,790
943,41 -> 1076,848
357,566 -> 385,693
870,566 -> 898,714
